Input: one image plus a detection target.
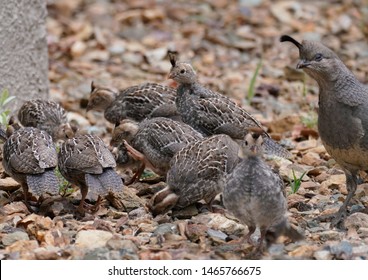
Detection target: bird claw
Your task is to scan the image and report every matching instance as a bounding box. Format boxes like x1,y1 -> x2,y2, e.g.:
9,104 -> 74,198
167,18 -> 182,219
77,197 -> 104,215
24,202 -> 38,213
125,175 -> 139,186
330,211 -> 346,229
314,210 -> 346,229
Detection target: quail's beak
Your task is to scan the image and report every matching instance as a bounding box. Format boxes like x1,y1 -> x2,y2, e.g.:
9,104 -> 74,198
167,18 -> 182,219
296,60 -> 311,69
168,71 -> 175,80
250,145 -> 258,154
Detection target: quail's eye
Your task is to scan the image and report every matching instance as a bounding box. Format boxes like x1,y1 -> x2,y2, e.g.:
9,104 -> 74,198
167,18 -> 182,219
314,53 -> 323,61
180,69 -> 185,74
245,140 -> 248,146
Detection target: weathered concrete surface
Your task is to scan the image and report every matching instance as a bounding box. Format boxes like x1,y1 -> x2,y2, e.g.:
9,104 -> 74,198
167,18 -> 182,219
0,0 -> 49,112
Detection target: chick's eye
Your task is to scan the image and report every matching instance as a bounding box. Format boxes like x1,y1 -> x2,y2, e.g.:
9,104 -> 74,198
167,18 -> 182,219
314,53 -> 323,61
244,140 -> 248,146
180,69 -> 185,74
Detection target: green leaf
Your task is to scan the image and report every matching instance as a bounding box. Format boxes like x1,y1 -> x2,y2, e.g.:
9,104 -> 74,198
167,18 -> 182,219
0,113 -> 7,125
0,89 -> 9,106
0,88 -> 15,125
247,58 -> 263,103
288,169 -> 307,194
2,96 -> 16,106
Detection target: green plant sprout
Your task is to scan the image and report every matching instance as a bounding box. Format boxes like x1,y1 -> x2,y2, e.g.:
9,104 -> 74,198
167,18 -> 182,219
301,109 -> 318,129
0,89 -> 16,126
246,58 -> 263,104
55,167 -> 73,196
288,169 -> 307,194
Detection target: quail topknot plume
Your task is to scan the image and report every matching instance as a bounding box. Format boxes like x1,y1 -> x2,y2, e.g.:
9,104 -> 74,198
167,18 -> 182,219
223,132 -> 303,252
167,51 -> 290,158
281,35 -> 368,227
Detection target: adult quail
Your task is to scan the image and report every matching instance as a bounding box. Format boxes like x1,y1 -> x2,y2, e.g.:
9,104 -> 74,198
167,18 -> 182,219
280,35 -> 368,227
167,52 -> 290,158
111,117 -> 203,184
0,125 -> 59,211
223,133 -> 303,252
57,126 -> 123,213
149,134 -> 240,216
86,82 -> 179,125
17,99 -> 68,140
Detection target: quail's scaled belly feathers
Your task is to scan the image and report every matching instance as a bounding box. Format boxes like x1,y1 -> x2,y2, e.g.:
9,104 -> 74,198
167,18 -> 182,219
58,133 -> 123,212
17,99 -> 67,140
1,127 -> 59,208
167,52 -> 290,158
281,35 -> 368,226
87,82 -> 179,125
149,134 -> 240,215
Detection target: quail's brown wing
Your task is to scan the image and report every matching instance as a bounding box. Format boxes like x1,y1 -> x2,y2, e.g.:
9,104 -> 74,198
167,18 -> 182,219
168,135 -> 239,189
60,135 -> 115,174
135,117 -> 202,156
5,128 -> 57,174
108,83 -> 177,122
191,96 -> 265,139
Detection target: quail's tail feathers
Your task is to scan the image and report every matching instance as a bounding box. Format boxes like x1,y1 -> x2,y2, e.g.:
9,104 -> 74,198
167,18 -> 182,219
85,168 -> 123,195
26,169 -> 60,196
263,137 -> 292,159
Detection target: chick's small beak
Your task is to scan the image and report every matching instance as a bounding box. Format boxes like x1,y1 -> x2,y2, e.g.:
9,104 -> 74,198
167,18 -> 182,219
250,145 -> 258,154
168,72 -> 175,80
297,60 -> 311,69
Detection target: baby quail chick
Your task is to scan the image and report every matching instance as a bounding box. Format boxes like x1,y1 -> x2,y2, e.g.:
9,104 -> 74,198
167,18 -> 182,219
58,126 -> 123,213
18,99 -> 67,140
149,134 -> 240,215
86,82 -> 179,125
168,52 -> 290,158
223,133 -> 303,252
111,117 -> 203,184
281,35 -> 368,227
1,125 -> 59,211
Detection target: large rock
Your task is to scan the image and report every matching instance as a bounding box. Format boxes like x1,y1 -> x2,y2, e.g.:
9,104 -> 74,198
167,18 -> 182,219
193,213 -> 245,235
2,231 -> 29,246
75,230 -> 113,249
344,213 -> 368,229
0,178 -> 21,192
